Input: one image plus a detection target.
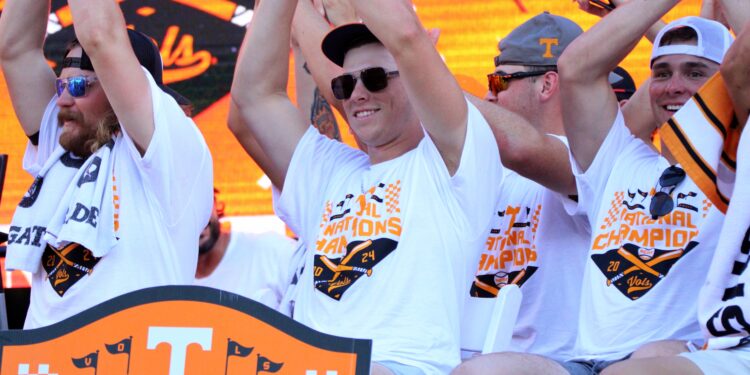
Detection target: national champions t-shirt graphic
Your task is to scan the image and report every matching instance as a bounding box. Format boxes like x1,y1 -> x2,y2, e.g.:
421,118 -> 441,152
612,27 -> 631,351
471,204 -> 540,297
313,180 -> 403,300
591,188 -> 712,300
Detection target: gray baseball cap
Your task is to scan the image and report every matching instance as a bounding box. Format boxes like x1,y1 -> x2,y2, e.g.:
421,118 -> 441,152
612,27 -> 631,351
494,12 -> 583,67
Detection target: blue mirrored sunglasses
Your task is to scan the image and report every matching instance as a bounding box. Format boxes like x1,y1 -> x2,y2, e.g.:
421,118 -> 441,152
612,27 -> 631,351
55,76 -> 98,98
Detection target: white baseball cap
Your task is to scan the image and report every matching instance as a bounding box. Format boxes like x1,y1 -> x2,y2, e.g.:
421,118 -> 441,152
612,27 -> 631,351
651,16 -> 734,66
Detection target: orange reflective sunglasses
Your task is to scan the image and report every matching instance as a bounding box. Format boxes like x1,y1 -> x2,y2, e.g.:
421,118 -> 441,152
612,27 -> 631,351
486,71 -> 549,95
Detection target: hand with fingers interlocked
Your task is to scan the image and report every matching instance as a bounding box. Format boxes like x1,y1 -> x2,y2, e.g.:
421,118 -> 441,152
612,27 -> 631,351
320,0 -> 359,26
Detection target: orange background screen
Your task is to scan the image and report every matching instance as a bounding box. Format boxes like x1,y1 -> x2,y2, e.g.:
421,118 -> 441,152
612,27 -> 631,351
0,0 -> 704,223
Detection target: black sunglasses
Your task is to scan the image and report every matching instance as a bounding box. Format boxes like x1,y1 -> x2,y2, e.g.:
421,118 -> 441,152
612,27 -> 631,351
487,70 -> 549,96
649,165 -> 686,219
331,67 -> 400,100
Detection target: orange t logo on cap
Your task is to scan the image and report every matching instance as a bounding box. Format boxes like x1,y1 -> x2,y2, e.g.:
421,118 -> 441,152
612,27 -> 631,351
539,38 -> 559,58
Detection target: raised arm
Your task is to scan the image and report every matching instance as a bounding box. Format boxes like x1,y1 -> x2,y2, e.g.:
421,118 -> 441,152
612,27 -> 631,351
577,0 -> 666,43
292,0 -> 349,114
229,0 -> 307,189
68,0 -> 154,155
322,0 -> 359,25
350,0 -> 468,174
0,0 -> 57,136
293,44 -> 339,137
622,79 -> 660,144
227,101 -> 277,178
559,0 -> 680,171
469,96 -> 577,196
717,0 -> 750,33
721,21 -> 750,126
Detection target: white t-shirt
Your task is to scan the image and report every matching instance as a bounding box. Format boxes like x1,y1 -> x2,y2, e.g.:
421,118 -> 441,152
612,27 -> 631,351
469,137 -> 590,361
23,68 -> 213,328
572,109 -> 724,360
277,100 -> 502,374
194,228 -> 296,310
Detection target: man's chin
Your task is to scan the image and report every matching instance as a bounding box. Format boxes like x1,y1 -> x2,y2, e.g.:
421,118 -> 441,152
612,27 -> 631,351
59,136 -> 93,158
655,114 -> 673,127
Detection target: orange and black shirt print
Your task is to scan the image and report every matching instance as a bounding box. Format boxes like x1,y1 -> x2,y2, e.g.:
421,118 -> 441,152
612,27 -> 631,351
591,188 -> 712,300
313,181 -> 403,300
471,204 -> 540,298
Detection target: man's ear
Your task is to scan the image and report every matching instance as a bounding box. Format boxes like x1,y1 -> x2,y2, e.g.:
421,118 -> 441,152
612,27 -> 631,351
539,71 -> 559,101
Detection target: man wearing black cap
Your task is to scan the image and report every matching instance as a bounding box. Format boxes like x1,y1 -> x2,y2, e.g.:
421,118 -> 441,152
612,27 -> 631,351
229,0 -> 502,373
0,0 -> 213,328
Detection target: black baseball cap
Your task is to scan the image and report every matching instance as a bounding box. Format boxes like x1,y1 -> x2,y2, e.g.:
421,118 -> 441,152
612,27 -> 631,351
322,23 -> 381,67
64,29 -> 167,91
608,66 -> 636,102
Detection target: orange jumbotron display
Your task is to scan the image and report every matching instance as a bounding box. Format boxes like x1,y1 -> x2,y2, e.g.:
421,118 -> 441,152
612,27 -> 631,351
0,0 -> 704,223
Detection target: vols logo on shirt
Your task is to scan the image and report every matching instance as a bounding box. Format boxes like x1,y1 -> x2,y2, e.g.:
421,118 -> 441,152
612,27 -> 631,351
314,180 -> 403,300
471,204 -> 541,297
314,238 -> 398,300
471,267 -> 538,297
42,243 -> 101,296
592,242 -> 697,300
591,188 -> 708,299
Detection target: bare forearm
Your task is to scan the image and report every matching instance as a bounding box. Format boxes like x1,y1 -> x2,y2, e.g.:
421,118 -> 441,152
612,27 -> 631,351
292,0 -> 343,108
0,0 -> 49,59
350,0 -> 421,49
69,0 -> 127,52
722,21 -> 750,126
293,42 -> 343,140
293,44 -> 315,118
227,102 -> 277,182
69,0 -> 158,155
560,0 -> 678,171
470,95 -> 576,195
719,0 -> 750,32
322,0 -> 359,26
622,80 -> 659,144
310,87 -> 342,141
0,0 -> 56,136
561,0 -> 679,83
232,0 -> 298,104
645,20 -> 667,43
230,0 -> 308,187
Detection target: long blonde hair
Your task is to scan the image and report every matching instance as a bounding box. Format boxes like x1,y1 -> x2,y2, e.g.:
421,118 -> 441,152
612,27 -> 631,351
86,109 -> 120,154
